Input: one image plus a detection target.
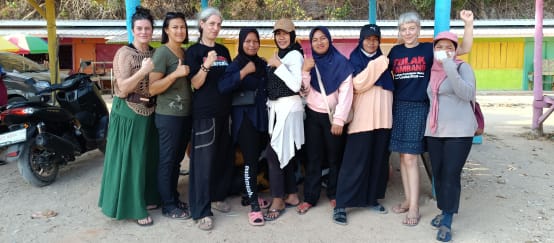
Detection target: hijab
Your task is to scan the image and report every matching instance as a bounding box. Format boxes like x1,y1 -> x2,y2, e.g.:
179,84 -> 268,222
309,26 -> 353,94
274,30 -> 304,58
235,28 -> 266,78
429,31 -> 465,134
349,24 -> 394,91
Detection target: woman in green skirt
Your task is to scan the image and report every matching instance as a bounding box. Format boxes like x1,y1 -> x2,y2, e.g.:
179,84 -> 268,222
98,6 -> 160,226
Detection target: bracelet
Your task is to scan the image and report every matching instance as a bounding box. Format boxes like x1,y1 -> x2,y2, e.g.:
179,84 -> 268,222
201,64 -> 210,72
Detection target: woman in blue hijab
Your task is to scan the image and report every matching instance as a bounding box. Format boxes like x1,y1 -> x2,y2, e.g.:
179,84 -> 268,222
296,26 -> 353,215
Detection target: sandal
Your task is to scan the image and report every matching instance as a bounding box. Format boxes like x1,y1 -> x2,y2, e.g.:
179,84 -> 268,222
391,203 -> 409,214
332,207 -> 347,225
296,202 -> 312,215
248,211 -> 265,226
369,204 -> 388,214
431,214 -> 444,228
162,207 -> 191,220
402,213 -> 421,227
437,225 -> 452,242
136,216 -> 153,226
198,216 -> 213,231
258,198 -> 271,209
177,201 -> 189,211
212,201 -> 231,213
263,207 -> 285,221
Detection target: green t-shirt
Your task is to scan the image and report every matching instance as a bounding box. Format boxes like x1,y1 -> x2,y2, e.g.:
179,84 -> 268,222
151,45 -> 192,116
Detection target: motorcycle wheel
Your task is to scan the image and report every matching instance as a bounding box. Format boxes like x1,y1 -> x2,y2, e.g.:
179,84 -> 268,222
17,138 -> 59,187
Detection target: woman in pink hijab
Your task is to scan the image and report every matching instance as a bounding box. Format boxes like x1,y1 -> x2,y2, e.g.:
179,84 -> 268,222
424,31 -> 477,242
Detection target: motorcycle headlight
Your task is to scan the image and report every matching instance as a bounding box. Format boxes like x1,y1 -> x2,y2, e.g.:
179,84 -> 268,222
33,80 -> 51,91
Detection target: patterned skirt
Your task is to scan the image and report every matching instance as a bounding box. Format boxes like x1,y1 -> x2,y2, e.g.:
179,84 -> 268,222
389,100 -> 429,154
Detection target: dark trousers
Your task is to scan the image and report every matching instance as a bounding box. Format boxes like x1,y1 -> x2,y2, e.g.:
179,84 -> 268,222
236,115 -> 265,212
189,116 -> 234,220
303,108 -> 345,205
266,145 -> 298,198
154,114 -> 191,212
426,136 -> 473,214
336,129 -> 391,208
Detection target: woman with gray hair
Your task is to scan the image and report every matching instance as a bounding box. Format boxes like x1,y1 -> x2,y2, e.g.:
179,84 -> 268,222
388,10 -> 474,226
185,7 -> 233,231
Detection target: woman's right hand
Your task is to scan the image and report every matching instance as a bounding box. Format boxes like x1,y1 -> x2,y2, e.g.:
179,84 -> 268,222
174,59 -> 190,78
140,57 -> 154,74
242,61 -> 256,75
203,50 -> 218,68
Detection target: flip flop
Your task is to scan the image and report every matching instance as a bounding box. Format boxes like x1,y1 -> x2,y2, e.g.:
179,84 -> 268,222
263,207 -> 285,221
296,202 -> 313,215
136,216 -> 154,226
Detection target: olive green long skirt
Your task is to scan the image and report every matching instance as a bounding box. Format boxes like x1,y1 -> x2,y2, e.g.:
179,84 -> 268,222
98,97 -> 160,220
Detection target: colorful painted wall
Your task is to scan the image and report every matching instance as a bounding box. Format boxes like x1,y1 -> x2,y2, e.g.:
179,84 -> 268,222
66,36 -> 554,91
523,37 -> 554,91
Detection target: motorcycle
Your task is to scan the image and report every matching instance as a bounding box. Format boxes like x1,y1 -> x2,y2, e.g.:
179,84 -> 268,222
0,73 -> 109,186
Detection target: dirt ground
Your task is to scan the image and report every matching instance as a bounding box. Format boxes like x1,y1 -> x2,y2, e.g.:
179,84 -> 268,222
0,92 -> 553,243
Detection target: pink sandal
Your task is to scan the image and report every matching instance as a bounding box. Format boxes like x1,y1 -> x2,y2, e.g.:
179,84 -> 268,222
258,197 -> 271,209
248,211 -> 265,226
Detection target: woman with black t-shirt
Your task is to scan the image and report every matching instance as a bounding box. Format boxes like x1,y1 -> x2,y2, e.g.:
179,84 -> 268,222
185,7 -> 232,231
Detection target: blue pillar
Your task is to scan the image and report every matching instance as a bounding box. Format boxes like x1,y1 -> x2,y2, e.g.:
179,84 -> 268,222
201,0 -> 208,9
126,0 -> 141,43
368,0 -> 377,24
434,0 -> 451,37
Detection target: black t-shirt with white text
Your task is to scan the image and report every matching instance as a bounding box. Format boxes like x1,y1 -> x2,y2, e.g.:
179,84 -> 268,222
186,43 -> 231,119
388,42 -> 433,102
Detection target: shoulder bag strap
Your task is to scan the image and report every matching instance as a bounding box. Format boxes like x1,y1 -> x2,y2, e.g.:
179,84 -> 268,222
315,64 -> 334,124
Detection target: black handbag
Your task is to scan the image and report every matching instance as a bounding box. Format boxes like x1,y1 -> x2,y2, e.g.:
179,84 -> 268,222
231,90 -> 257,106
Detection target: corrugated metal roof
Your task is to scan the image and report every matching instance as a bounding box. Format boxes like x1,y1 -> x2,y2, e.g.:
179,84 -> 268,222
0,19 -> 552,43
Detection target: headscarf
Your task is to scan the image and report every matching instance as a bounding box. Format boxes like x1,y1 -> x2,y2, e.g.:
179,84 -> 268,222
429,31 -> 465,134
274,31 -> 303,58
349,24 -> 393,91
309,26 -> 353,94
235,28 -> 266,78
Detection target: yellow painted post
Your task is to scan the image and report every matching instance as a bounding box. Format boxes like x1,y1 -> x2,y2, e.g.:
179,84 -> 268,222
45,0 -> 59,84
27,0 -> 58,84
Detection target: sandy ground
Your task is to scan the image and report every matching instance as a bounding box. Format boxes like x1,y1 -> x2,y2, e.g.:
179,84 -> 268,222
0,92 -> 553,243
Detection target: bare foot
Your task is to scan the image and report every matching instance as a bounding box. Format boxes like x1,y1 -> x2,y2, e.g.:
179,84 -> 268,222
391,202 -> 409,214
284,194 -> 300,206
402,209 -> 421,226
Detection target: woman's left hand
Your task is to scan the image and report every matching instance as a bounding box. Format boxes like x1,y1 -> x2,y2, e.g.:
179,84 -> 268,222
330,124 -> 343,136
460,10 -> 474,23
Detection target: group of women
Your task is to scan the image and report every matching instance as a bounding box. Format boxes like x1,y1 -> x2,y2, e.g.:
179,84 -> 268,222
97,5 -> 478,242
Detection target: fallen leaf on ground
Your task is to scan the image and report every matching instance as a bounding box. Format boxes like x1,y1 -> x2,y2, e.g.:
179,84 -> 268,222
31,210 -> 57,219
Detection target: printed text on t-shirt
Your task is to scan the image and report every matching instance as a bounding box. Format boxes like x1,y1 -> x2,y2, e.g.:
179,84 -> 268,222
392,56 -> 427,80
